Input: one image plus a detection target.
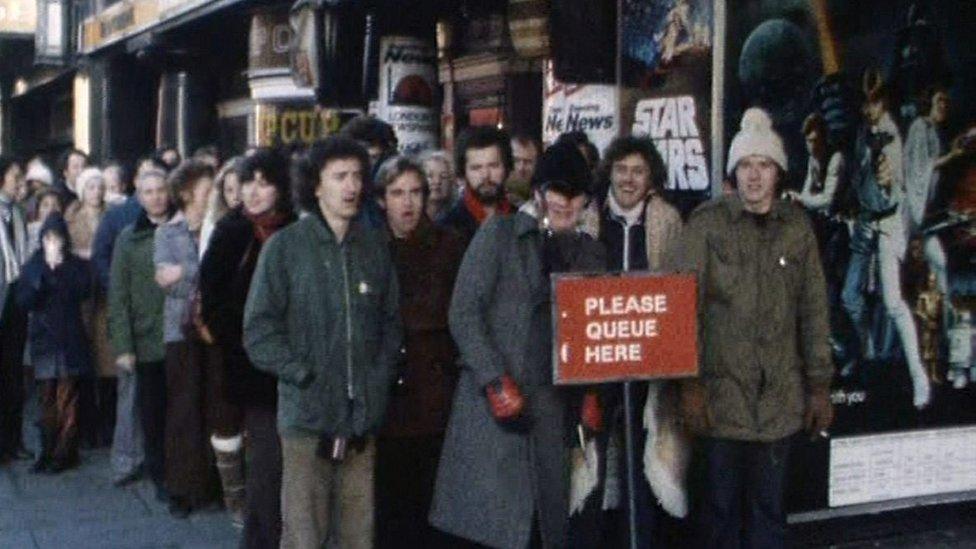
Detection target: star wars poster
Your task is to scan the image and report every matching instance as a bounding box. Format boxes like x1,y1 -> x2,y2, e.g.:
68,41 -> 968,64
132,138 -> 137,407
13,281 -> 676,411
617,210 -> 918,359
621,0 -> 714,216
723,0 -> 976,514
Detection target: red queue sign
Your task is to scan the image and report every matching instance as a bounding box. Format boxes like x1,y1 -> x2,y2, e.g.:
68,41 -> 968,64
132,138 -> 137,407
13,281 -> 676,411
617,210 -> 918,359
552,272 -> 699,384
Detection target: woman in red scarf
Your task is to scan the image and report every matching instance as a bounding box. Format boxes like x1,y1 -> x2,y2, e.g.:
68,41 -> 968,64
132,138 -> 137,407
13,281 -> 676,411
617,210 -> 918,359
199,148 -> 295,547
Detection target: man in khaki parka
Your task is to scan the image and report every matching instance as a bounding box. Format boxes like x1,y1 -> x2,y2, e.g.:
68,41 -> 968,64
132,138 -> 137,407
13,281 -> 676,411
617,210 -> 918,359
670,108 -> 834,548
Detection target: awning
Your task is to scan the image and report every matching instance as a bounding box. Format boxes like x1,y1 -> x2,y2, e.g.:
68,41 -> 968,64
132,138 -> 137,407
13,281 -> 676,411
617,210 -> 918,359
80,0 -> 251,56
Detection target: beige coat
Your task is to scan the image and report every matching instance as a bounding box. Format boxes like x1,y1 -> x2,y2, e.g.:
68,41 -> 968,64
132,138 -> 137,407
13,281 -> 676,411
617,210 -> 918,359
66,202 -> 114,377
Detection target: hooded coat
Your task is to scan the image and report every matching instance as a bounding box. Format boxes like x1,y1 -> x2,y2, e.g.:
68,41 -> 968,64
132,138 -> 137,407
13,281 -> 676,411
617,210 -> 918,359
16,213 -> 92,380
429,211 -> 606,549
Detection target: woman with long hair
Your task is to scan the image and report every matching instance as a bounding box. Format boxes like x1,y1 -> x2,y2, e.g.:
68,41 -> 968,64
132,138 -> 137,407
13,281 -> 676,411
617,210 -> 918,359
199,148 -> 295,545
200,156 -> 244,257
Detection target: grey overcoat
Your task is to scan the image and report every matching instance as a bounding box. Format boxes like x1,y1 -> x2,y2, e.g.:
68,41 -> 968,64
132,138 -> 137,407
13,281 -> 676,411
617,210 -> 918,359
430,211 -> 605,549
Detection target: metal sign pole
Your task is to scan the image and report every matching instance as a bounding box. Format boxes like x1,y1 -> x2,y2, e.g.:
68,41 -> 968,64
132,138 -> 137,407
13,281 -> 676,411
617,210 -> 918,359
622,380 -> 639,549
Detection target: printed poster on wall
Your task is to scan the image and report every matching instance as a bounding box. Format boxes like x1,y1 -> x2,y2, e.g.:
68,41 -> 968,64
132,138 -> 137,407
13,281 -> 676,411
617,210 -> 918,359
377,35 -> 439,155
723,0 -> 976,515
621,0 -> 714,216
542,59 -> 618,154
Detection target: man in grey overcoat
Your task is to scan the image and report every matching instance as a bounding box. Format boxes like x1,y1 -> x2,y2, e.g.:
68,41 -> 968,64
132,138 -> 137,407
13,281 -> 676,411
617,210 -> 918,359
430,142 -> 606,548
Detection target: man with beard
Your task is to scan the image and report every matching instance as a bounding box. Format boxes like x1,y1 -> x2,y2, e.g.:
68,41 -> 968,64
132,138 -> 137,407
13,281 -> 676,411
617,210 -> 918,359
430,141 -> 605,548
438,126 -> 513,247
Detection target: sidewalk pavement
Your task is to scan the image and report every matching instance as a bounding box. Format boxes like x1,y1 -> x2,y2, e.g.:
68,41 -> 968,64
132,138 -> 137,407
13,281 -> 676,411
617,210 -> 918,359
0,449 -> 239,548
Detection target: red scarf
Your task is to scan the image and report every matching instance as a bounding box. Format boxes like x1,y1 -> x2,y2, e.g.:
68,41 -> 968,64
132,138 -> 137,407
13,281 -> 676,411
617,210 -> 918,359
244,210 -> 291,243
463,189 -> 512,224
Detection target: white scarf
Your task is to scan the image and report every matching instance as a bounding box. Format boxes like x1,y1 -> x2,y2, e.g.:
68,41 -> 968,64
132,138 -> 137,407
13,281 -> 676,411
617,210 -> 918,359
0,195 -> 27,283
606,189 -> 645,227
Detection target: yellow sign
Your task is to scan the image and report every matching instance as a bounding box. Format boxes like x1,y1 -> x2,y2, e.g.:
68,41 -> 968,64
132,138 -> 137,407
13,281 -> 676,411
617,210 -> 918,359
81,0 -> 164,51
255,103 -> 360,146
0,0 -> 36,34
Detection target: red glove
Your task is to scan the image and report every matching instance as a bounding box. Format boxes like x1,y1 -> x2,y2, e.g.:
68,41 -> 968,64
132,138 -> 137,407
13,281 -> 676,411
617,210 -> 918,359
485,374 -> 525,422
581,391 -> 603,432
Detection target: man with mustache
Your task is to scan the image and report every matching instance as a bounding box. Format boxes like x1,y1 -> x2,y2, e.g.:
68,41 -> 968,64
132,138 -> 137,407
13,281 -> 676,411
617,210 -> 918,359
438,126 -> 514,247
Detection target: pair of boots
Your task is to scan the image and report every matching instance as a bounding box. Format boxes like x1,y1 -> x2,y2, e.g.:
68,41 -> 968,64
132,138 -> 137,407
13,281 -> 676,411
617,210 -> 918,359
31,426 -> 78,474
212,434 -> 245,528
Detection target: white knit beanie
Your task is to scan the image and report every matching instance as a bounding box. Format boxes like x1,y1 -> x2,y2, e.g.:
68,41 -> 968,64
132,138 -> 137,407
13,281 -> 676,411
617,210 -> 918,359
24,162 -> 53,186
725,107 -> 788,176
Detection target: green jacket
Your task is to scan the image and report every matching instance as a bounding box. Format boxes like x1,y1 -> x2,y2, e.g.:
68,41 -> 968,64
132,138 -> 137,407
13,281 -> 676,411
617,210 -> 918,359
668,196 -> 832,441
243,214 -> 402,437
108,213 -> 166,363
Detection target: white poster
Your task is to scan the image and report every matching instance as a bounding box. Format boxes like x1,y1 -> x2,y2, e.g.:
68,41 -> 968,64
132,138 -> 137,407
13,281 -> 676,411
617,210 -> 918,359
632,96 -> 710,192
378,36 -> 439,155
542,60 -> 618,154
829,426 -> 976,507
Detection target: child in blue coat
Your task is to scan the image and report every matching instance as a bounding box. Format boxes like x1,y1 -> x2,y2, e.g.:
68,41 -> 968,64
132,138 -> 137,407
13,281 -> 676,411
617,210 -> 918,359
17,212 -> 92,473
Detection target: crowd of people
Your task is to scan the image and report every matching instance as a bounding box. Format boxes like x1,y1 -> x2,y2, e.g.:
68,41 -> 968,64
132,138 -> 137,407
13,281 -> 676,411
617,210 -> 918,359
0,109 -> 834,549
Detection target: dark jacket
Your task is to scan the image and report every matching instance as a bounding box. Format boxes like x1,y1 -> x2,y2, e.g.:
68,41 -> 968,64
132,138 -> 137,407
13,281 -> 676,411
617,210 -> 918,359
437,196 -> 479,247
107,211 -> 167,363
382,218 -> 464,438
91,196 -> 142,291
17,214 -> 92,380
244,214 -> 402,438
430,212 -> 606,549
200,209 -> 294,409
666,196 -> 832,441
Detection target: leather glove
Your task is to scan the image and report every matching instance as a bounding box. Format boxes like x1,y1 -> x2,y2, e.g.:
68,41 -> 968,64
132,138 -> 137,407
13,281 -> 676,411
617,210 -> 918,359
679,379 -> 710,435
804,383 -> 834,439
580,391 -> 603,433
485,374 -> 525,422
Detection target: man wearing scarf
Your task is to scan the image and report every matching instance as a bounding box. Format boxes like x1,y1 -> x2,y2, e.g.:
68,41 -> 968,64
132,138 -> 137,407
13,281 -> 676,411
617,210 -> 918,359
0,157 -> 30,463
438,126 -> 514,247
582,136 -> 686,547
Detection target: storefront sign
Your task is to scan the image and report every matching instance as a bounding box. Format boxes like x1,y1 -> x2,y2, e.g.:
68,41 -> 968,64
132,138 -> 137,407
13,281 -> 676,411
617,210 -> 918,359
377,35 -> 439,155
552,273 -> 698,384
0,0 -> 36,34
542,60 -> 618,153
255,102 -> 359,146
632,95 -> 709,192
249,9 -> 292,72
82,0 -> 158,50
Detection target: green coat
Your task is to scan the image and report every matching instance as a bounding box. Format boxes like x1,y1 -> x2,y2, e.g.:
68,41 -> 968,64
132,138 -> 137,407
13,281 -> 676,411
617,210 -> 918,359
243,214 -> 402,438
107,213 -> 166,363
667,196 -> 832,441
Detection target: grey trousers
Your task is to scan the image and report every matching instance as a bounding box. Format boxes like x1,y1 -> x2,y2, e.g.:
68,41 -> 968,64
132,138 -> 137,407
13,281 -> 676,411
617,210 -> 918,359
110,368 -> 144,479
280,435 -> 375,549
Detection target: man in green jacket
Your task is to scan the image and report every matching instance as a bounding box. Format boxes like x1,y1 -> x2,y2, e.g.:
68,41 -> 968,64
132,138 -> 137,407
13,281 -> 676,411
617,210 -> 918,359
669,108 -> 834,548
107,167 -> 170,498
244,137 -> 401,549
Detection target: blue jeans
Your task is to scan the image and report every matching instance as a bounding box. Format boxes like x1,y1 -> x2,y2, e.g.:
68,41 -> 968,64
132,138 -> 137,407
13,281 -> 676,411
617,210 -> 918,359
694,436 -> 791,549
110,368 -> 144,480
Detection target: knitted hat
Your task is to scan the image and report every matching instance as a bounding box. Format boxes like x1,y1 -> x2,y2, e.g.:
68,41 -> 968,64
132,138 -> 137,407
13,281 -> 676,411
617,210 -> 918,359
75,167 -> 104,203
725,107 -> 788,176
24,162 -> 53,186
531,141 -> 591,198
